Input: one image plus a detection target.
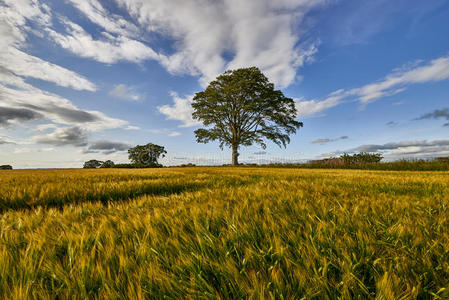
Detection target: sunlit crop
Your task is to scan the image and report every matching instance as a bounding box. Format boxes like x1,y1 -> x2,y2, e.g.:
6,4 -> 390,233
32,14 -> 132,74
1,167 -> 448,299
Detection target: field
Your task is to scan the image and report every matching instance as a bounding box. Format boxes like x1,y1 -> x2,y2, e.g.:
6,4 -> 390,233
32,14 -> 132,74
0,167 -> 448,299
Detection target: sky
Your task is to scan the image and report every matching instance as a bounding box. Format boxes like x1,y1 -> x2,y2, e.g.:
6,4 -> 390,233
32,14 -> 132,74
1,0 -> 449,168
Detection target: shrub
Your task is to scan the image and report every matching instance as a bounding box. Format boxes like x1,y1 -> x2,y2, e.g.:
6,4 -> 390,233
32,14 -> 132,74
178,163 -> 196,167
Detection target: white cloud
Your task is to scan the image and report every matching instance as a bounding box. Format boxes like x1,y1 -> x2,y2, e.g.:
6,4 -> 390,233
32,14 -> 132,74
109,84 -> 142,101
125,125 -> 140,130
150,128 -> 181,137
168,131 -> 181,137
2,47 -> 96,91
296,54 -> 449,116
157,92 -> 201,127
47,18 -> 161,64
349,55 -> 449,104
0,0 -> 97,91
295,94 -> 344,117
223,1 -> 320,88
0,0 -> 134,134
55,0 -> 326,87
2,0 -> 325,116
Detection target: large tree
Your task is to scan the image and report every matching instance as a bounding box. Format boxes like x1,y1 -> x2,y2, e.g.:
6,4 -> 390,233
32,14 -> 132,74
192,67 -> 303,165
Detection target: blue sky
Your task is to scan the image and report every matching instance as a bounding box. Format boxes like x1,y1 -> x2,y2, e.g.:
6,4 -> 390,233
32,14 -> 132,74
1,0 -> 449,168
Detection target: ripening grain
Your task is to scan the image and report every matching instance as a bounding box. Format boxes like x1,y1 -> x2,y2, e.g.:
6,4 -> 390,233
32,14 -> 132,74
0,167 -> 448,299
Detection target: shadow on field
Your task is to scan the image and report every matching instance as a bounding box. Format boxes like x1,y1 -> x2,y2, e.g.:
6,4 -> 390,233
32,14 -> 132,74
0,181 -> 206,213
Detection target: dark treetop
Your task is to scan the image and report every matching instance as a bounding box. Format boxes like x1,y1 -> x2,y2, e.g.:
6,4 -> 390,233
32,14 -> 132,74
128,143 -> 167,166
192,67 -> 303,165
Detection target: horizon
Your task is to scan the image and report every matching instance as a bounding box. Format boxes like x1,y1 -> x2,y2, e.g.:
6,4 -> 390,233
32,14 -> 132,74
1,0 -> 449,168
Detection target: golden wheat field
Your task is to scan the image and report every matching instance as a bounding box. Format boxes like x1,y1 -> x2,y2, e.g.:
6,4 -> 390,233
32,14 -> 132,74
0,167 -> 448,299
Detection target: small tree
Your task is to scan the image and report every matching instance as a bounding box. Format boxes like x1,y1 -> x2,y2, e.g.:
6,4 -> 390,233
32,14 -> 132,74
83,160 -> 103,169
128,143 -> 167,167
192,67 -> 302,165
0,165 -> 12,170
100,160 -> 115,168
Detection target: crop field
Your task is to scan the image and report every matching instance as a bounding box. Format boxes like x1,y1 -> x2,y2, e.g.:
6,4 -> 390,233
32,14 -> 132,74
0,167 -> 448,299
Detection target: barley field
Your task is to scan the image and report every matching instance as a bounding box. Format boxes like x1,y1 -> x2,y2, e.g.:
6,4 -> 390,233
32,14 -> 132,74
0,167 -> 448,299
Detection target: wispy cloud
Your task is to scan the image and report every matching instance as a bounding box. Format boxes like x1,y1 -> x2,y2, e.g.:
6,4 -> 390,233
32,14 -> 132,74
0,107 -> 42,127
109,84 -> 143,101
0,135 -> 16,145
2,47 -> 97,91
323,139 -> 449,160
13,147 -> 54,154
312,136 -> 348,144
296,54 -> 449,117
33,126 -> 88,147
47,18 -> 161,64
386,121 -> 398,127
84,140 -> 132,154
415,108 -> 449,127
150,128 -> 181,137
0,1 -> 96,91
296,93 -> 344,117
66,0 -> 140,38
350,55 -> 449,104
1,82 -> 130,131
0,0 -> 133,134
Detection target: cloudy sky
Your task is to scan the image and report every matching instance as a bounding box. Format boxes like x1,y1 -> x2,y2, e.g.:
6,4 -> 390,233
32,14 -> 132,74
1,0 -> 449,168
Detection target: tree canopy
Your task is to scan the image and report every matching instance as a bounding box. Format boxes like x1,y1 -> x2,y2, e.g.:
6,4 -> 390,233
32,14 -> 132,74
83,160 -> 103,169
100,160 -> 115,168
192,67 -> 303,165
128,143 -> 167,167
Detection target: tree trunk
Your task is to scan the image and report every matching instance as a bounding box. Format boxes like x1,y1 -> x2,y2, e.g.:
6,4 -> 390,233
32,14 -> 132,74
232,144 -> 239,166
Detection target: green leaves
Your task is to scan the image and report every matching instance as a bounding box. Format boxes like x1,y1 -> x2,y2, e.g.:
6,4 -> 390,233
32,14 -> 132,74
128,143 -> 167,166
192,67 -> 303,164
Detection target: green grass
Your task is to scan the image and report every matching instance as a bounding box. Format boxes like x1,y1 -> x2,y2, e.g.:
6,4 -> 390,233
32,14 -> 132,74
0,167 -> 448,299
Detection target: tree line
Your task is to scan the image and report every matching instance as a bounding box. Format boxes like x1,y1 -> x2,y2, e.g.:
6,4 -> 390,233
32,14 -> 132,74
83,143 -> 166,169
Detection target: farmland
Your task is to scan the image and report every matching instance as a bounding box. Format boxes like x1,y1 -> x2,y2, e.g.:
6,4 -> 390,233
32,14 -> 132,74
0,167 -> 448,299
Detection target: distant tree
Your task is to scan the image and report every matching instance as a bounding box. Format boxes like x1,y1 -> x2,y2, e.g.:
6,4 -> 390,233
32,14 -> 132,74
356,152 -> 383,163
435,156 -> 449,163
0,165 -> 12,170
341,153 -> 355,165
83,160 -> 103,169
100,160 -> 115,168
128,143 -> 167,167
341,152 -> 383,164
192,67 -> 302,165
